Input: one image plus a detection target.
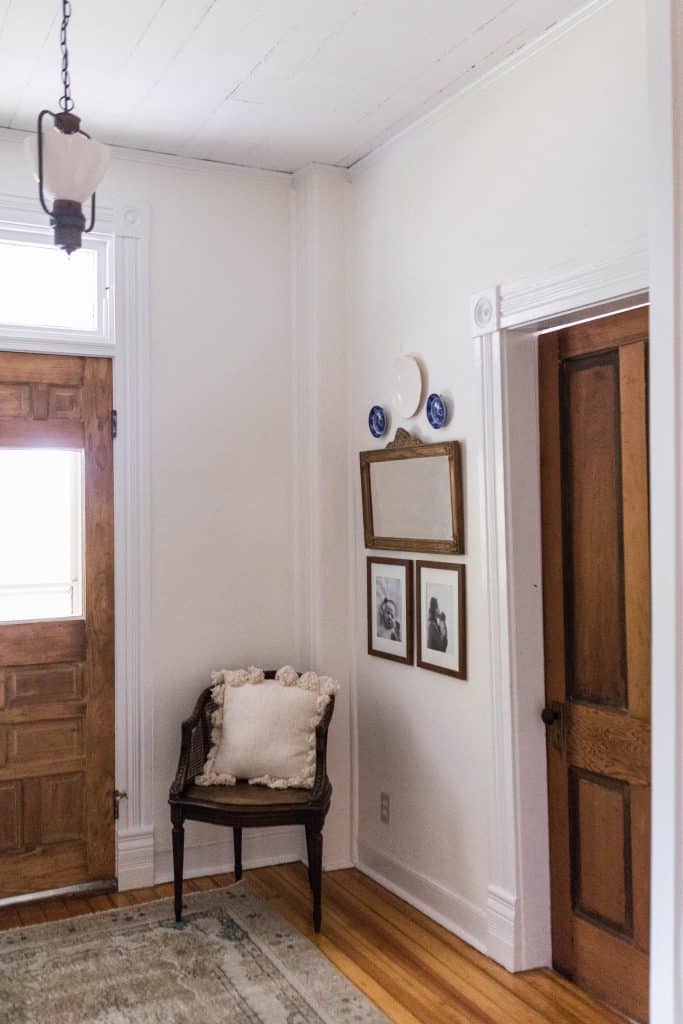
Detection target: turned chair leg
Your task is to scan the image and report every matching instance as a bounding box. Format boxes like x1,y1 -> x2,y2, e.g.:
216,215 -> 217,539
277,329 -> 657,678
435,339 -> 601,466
233,826 -> 243,881
172,812 -> 185,923
308,826 -> 323,932
305,825 -> 314,889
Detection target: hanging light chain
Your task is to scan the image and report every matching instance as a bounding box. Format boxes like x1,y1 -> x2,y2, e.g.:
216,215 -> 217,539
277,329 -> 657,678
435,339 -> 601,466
59,0 -> 74,112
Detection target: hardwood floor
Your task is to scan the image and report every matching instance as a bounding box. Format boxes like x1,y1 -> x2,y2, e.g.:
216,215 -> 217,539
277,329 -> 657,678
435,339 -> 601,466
0,861 -> 626,1024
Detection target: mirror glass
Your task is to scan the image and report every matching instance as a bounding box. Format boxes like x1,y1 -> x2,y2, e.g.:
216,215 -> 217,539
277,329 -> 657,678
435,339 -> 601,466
370,455 -> 452,540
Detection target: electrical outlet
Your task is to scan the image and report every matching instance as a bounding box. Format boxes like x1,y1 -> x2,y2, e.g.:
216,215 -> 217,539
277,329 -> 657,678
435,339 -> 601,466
380,791 -> 390,824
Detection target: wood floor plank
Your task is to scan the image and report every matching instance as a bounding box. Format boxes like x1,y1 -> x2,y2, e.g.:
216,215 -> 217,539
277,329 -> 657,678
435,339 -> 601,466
0,863 -> 625,1024
108,891 -> 138,908
331,868 -> 619,1024
257,864 -> 498,1024
0,906 -> 21,931
87,894 -> 116,913
272,863 -> 550,1024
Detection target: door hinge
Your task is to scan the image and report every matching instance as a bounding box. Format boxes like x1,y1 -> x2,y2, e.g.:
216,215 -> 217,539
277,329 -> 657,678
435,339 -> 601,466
111,409 -> 118,439
113,789 -> 128,820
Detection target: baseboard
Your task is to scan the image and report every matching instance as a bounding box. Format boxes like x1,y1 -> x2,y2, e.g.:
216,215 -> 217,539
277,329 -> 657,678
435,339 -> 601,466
486,884 -> 519,971
356,841 -> 487,953
117,827 -> 155,891
153,826 -> 305,885
324,858 -> 355,871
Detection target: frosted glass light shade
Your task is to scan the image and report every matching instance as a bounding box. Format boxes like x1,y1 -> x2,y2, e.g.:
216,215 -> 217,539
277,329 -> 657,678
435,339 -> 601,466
25,126 -> 109,204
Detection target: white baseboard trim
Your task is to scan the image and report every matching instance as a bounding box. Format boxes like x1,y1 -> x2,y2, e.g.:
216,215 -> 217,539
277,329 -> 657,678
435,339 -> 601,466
117,827 -> 155,891
153,826 -> 305,885
356,841 -> 487,953
486,885 -> 518,971
324,858 -> 355,872
119,825 -> 353,890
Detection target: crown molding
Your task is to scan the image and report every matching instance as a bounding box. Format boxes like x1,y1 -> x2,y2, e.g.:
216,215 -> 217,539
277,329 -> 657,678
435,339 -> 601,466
350,0 -> 617,177
0,126 -> 292,186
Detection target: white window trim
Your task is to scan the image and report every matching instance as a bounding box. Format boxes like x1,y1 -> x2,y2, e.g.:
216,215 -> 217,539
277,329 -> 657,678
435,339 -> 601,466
0,192 -> 153,890
0,194 -> 115,350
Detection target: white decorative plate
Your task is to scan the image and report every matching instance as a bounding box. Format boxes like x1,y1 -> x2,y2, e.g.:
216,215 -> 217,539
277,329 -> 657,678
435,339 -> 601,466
391,355 -> 423,418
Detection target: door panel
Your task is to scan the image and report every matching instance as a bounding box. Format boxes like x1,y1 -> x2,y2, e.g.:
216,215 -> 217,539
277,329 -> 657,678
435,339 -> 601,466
0,352 -> 114,900
561,351 -> 626,706
539,307 -> 650,1023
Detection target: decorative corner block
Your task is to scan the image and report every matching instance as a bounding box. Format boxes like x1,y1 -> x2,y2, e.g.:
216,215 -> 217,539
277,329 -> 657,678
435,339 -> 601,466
470,287 -> 500,337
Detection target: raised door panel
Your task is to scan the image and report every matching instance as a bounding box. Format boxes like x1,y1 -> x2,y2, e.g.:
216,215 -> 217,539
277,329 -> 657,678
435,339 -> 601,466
2,664 -> 83,707
560,352 -> 626,708
7,719 -> 84,765
0,782 -> 21,852
0,384 -> 31,418
40,774 -> 85,845
570,768 -> 631,934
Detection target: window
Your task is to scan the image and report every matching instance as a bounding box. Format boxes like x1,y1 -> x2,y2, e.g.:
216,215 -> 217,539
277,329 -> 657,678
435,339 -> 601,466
0,449 -> 84,622
0,228 -> 106,335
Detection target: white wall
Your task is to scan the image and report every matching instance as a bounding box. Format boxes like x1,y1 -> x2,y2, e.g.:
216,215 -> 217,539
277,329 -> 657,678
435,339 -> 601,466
0,136 -> 353,879
349,0 -> 648,949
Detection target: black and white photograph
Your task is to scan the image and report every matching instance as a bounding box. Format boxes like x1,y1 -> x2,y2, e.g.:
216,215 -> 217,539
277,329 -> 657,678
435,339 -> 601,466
367,557 -> 413,664
417,562 -> 466,678
376,575 -> 403,643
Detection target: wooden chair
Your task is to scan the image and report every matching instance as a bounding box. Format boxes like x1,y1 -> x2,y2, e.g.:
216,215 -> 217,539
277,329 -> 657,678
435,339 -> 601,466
169,670 -> 334,932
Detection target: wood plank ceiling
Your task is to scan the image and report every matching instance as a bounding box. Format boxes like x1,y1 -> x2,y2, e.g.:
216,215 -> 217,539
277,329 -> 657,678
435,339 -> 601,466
0,0 -> 591,173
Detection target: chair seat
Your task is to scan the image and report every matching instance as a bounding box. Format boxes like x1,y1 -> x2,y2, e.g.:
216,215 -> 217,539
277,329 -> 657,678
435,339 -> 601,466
182,782 -> 316,807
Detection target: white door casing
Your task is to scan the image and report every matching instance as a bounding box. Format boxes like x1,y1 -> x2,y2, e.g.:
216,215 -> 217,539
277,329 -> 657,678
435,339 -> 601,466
471,243 -> 649,972
0,193 -> 153,890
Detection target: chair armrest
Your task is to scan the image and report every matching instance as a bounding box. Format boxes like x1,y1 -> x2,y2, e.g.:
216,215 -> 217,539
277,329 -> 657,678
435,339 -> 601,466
169,687 -> 213,798
310,696 -> 335,800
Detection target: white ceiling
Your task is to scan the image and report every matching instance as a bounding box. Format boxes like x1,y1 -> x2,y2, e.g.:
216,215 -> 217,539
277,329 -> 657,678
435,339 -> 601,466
0,0 -> 591,173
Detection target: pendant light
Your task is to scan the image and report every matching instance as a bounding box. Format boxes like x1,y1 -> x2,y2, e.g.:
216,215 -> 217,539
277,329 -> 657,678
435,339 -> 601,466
25,0 -> 109,254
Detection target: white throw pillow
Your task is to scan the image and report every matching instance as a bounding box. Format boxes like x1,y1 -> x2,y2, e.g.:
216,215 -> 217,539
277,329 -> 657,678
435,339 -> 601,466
195,665 -> 339,790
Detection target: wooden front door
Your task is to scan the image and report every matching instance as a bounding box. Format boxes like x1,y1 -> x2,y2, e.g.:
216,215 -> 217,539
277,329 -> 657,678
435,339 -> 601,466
539,307 -> 650,1022
0,352 -> 115,900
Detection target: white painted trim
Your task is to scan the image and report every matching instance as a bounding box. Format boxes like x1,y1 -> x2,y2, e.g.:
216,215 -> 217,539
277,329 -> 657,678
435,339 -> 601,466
471,242 -> 649,972
153,829 -> 305,885
111,201 -> 154,888
499,241 -> 649,329
117,828 -> 155,892
357,842 -> 487,953
647,3 -> 683,1022
0,192 -> 153,891
350,0 -> 617,175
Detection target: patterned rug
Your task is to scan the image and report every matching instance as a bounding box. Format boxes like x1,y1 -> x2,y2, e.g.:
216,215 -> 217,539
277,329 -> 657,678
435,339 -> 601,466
0,881 -> 388,1024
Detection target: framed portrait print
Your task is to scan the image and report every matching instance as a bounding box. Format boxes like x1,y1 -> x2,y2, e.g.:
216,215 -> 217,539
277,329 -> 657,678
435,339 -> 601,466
367,557 -> 414,665
416,561 -> 466,679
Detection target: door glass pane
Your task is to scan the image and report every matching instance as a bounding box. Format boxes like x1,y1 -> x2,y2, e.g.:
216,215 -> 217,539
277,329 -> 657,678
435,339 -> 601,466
0,449 -> 84,622
0,236 -> 98,332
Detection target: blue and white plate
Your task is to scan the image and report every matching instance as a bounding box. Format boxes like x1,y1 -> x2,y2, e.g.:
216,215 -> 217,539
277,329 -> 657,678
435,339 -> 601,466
368,405 -> 387,438
426,393 -> 447,429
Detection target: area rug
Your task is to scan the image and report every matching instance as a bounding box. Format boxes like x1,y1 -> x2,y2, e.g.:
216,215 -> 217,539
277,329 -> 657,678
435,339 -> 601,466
0,881 -> 389,1024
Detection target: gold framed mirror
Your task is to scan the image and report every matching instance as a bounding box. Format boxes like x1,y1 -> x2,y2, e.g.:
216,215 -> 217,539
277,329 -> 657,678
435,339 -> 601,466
359,429 -> 464,554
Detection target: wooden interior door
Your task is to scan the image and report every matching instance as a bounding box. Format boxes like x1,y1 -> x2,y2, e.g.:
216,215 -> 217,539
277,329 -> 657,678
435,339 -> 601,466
539,307 -> 650,1022
0,352 -> 115,900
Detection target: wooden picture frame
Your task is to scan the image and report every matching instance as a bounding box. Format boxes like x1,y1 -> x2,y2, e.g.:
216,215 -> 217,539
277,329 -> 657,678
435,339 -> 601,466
416,561 -> 466,679
359,429 -> 464,554
367,557 -> 414,665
